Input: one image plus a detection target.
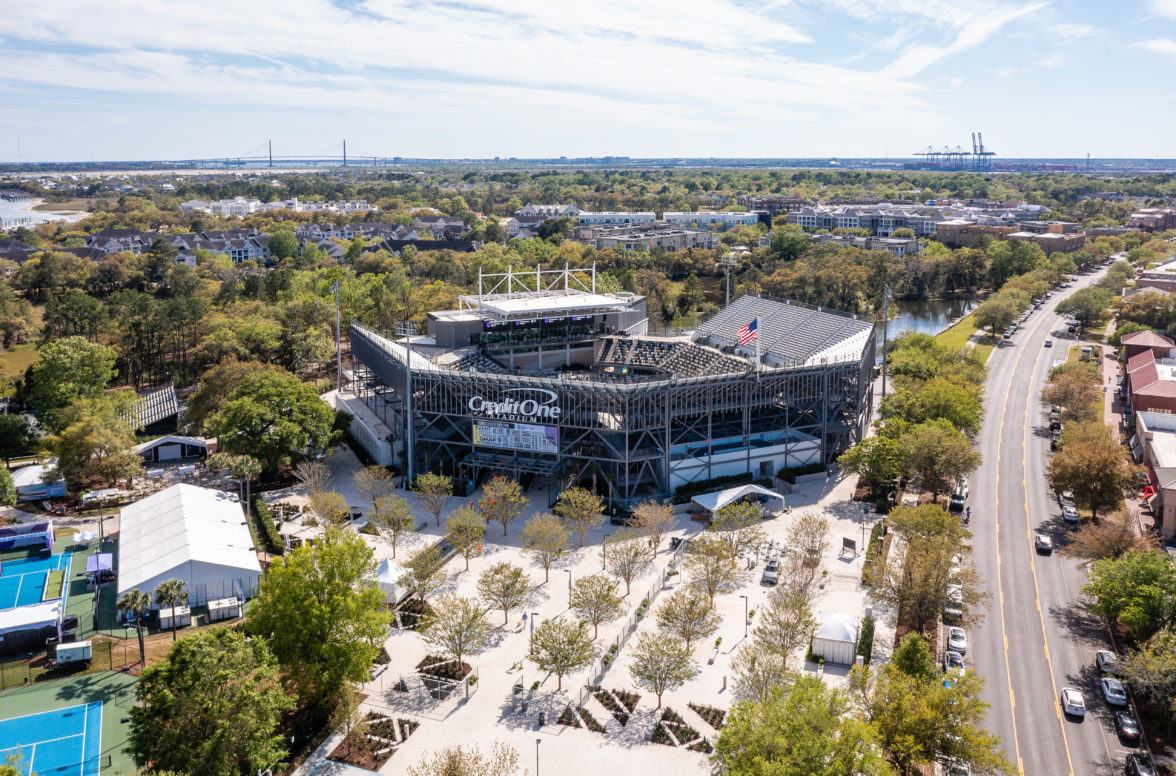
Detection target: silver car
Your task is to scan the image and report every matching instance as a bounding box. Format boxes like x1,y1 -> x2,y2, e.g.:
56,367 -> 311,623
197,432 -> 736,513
947,627 -> 967,656
760,558 -> 780,586
1101,677 -> 1128,707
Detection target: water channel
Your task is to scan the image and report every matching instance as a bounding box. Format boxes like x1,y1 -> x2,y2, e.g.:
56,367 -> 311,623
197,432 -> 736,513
874,297 -> 979,359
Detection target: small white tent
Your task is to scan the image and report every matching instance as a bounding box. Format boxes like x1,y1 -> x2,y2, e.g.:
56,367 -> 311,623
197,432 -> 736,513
690,484 -> 785,518
812,611 -> 859,665
117,484 -> 262,606
375,558 -> 407,605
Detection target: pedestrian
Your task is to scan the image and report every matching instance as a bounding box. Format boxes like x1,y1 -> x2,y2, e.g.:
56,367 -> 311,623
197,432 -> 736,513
520,612 -> 527,631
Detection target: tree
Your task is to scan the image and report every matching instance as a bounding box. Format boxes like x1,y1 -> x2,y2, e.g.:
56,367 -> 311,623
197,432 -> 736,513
117,588 -> 151,665
153,579 -> 189,642
838,436 -> 903,493
476,562 -> 529,624
414,472 -> 453,527
1047,422 -> 1138,522
714,678 -> 894,776
627,632 -> 698,707
329,682 -> 368,759
128,627 -> 294,776
1042,368 -> 1102,423
604,528 -> 651,596
655,588 -> 720,650
0,413 -> 36,465
631,499 -> 675,556
0,467 -> 12,507
554,486 -> 604,547
850,654 -> 1014,776
420,594 -> 493,667
784,510 -> 831,593
307,489 -> 350,528
368,493 -> 415,557
729,644 -> 790,705
42,289 -> 107,342
709,501 -> 767,558
519,513 -> 569,583
898,420 -> 981,497
1066,509 -> 1159,562
1083,549 -> 1176,642
41,394 -> 142,486
247,528 -> 391,700
870,504 -> 986,634
353,465 -> 394,514
268,229 -> 298,260
407,741 -> 521,776
1057,287 -> 1112,331
28,336 -> 116,427
972,296 -> 1018,338
569,573 -> 623,638
400,546 -> 446,603
294,459 -> 331,496
889,632 -> 938,681
1120,629 -> 1176,733
683,535 -> 738,606
207,371 -> 335,473
447,505 -> 486,571
479,475 -> 527,536
880,378 -> 983,434
206,453 -> 262,514
769,224 -> 810,262
186,359 -> 281,433
754,586 -> 816,671
528,618 -> 596,691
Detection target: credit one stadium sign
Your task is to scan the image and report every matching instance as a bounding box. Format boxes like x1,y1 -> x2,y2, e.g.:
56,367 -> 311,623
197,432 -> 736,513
468,388 -> 562,423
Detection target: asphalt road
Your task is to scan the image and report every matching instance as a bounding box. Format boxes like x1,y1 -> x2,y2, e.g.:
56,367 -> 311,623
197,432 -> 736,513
969,264 -> 1136,776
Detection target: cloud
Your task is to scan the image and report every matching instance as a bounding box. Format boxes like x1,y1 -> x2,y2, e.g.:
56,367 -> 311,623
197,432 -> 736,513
1148,0 -> 1176,19
1136,38 -> 1176,58
881,2 -> 1048,78
1033,53 -> 1064,67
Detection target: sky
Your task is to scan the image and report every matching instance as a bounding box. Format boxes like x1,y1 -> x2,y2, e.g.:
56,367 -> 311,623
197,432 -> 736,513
1,0 -> 1175,162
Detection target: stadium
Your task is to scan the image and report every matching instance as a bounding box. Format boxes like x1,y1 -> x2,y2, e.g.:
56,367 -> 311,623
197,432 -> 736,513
346,266 -> 876,509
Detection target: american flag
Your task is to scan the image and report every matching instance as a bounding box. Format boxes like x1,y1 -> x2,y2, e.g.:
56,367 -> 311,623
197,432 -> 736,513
738,318 -> 758,347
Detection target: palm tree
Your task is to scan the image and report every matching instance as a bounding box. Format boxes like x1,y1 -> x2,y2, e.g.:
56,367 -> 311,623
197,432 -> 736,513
153,579 -> 189,641
232,455 -> 262,516
116,588 -> 151,665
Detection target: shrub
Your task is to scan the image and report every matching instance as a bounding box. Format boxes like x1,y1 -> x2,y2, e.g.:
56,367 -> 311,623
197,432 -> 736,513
579,707 -> 606,733
251,497 -> 285,555
687,738 -> 713,753
650,723 -> 674,746
530,680 -> 540,691
613,689 -> 641,712
594,688 -> 630,726
687,702 -> 726,730
857,615 -> 875,664
860,521 -> 886,585
557,705 -> 581,728
398,719 -> 419,739
661,707 -> 685,725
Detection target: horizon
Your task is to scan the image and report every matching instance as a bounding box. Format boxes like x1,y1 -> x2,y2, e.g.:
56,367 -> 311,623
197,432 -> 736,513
4,2 -> 1176,162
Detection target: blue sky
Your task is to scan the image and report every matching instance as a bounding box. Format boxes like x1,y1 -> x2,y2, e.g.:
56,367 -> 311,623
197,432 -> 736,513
1,0 -> 1175,161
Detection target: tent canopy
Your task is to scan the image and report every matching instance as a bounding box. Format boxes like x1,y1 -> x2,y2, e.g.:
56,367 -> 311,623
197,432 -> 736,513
86,554 -> 113,575
691,484 -> 785,516
0,600 -> 61,637
375,558 -> 407,604
814,611 -> 859,643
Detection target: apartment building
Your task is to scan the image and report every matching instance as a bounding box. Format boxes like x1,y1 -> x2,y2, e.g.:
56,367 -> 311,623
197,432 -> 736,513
577,211 -> 657,227
662,211 -> 760,229
1129,208 -> 1176,231
577,223 -> 713,252
736,195 -> 809,218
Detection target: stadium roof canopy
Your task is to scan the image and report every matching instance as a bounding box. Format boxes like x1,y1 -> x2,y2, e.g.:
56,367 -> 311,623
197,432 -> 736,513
465,290 -> 634,319
697,295 -> 874,367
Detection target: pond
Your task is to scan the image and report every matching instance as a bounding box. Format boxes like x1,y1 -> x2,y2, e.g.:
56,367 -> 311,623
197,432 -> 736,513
875,297 -> 979,360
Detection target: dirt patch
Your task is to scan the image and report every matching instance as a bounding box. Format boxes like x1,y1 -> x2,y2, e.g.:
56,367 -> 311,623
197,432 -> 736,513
328,730 -> 394,771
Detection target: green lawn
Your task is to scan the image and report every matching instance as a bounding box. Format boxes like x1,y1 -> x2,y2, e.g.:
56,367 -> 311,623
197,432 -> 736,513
935,311 -> 997,361
0,343 -> 39,395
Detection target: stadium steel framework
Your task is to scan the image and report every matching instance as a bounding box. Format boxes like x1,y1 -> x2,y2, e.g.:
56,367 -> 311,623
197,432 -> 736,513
350,319 -> 875,508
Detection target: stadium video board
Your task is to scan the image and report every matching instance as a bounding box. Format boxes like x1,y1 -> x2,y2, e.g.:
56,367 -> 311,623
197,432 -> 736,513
472,420 -> 559,454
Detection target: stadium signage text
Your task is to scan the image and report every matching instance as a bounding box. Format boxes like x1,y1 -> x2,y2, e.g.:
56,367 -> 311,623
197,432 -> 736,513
469,388 -> 562,422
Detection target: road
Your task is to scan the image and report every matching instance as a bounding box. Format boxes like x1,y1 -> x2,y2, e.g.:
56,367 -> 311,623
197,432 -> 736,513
969,264 -> 1132,776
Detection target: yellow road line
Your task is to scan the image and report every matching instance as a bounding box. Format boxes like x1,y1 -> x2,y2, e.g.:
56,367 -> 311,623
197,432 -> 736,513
1020,319 -> 1077,776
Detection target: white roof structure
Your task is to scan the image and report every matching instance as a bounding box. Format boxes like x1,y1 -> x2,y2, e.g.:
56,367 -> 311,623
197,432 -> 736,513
471,291 -> 632,318
0,600 -> 61,637
11,464 -> 55,488
131,435 -> 209,455
691,484 -> 785,515
814,611 -> 859,643
117,484 -> 262,605
375,558 -> 407,604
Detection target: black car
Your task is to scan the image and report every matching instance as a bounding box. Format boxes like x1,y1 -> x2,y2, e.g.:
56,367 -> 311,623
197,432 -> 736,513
1051,431 -> 1061,451
1049,418 -> 1061,431
609,512 -> 636,526
1126,753 -> 1157,776
1114,711 -> 1142,746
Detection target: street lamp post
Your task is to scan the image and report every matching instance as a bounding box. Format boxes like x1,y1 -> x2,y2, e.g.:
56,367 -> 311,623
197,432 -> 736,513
535,738 -> 541,776
862,504 -> 870,554
601,533 -> 611,570
739,594 -> 748,638
394,321 -> 418,489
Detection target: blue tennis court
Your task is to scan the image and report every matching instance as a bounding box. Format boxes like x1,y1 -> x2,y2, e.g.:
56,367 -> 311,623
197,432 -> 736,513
0,702 -> 101,776
0,552 -> 71,610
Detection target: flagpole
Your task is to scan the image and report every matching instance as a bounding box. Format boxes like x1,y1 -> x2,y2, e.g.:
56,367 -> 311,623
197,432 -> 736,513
756,320 -> 761,373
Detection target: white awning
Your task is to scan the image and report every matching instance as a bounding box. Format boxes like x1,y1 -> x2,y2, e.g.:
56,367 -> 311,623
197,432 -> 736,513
0,600 -> 61,637
691,484 -> 785,515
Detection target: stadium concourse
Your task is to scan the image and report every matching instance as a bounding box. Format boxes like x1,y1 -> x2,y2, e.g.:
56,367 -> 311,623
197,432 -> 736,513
344,265 -> 876,511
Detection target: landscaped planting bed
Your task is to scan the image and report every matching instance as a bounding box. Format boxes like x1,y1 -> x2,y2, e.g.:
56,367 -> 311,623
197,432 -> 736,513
612,688 -> 640,712
328,729 -> 394,771
579,707 -> 606,733
398,719 -> 419,738
365,713 -> 397,740
415,655 -> 472,680
398,598 -> 434,631
650,723 -> 675,746
687,738 -> 713,753
557,705 -> 581,728
660,707 -> 699,745
593,688 -> 629,726
687,702 -> 726,730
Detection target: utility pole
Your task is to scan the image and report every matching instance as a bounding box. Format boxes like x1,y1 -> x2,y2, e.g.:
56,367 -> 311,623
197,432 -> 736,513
332,281 -> 342,392
395,321 -> 418,489
719,255 -> 737,307
882,284 -> 892,400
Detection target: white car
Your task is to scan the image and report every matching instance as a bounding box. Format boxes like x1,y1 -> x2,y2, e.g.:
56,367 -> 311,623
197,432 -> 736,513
1062,505 -> 1079,523
1034,533 -> 1053,553
1101,677 -> 1129,707
943,650 -> 964,673
1060,687 -> 1086,718
947,627 -> 967,656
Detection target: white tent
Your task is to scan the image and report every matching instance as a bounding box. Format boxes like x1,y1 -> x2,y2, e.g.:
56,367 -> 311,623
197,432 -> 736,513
11,463 -> 66,500
812,611 -> 859,665
132,435 -> 209,463
117,484 -> 262,606
375,558 -> 407,605
690,484 -> 785,517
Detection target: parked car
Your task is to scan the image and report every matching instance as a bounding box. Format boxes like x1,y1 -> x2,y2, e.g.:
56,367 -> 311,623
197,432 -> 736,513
1096,649 -> 1120,675
947,627 -> 967,655
760,558 -> 780,586
1060,687 -> 1086,718
1051,432 -> 1061,451
955,478 -> 970,499
1101,677 -> 1129,706
1058,491 -> 1076,509
949,494 -> 966,513
609,512 -> 636,526
1049,417 -> 1062,431
1126,753 -> 1157,776
1034,533 -> 1053,553
1062,505 -> 1079,523
943,650 -> 964,673
1114,711 -> 1142,746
